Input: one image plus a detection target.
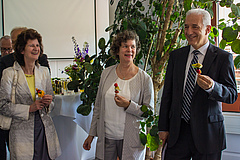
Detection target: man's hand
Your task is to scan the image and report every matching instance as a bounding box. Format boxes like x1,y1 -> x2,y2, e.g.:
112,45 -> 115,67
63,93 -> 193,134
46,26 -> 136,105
158,131 -> 169,146
197,74 -> 213,90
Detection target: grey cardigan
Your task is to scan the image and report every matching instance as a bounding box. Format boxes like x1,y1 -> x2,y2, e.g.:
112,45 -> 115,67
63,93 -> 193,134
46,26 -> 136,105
0,61 -> 61,160
89,64 -> 154,160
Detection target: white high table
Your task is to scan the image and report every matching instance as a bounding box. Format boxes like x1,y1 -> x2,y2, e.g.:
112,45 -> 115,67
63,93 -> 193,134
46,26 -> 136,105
50,93 -> 97,160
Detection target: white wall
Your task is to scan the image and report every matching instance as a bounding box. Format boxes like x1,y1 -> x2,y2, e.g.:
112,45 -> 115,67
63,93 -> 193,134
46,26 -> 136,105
4,0 -> 96,58
49,0 -> 110,78
0,0 -> 2,36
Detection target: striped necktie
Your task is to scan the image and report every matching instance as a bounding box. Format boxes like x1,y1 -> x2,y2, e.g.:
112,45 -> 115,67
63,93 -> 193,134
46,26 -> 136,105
182,50 -> 200,123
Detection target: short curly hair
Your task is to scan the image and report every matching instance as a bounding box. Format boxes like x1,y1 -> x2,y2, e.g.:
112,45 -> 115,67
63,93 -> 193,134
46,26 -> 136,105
110,30 -> 141,60
14,29 -> 43,66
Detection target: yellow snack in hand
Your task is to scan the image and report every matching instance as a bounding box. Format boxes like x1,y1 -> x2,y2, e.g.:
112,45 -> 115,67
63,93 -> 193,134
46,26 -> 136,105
192,62 -> 203,74
192,62 -> 203,69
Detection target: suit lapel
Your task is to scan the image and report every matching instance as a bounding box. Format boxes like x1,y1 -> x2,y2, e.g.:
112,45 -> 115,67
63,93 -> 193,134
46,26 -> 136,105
201,44 -> 217,74
178,46 -> 190,96
193,44 -> 217,95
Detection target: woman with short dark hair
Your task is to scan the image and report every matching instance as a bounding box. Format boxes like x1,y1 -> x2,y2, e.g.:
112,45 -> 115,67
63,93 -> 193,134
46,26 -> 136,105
83,30 -> 154,160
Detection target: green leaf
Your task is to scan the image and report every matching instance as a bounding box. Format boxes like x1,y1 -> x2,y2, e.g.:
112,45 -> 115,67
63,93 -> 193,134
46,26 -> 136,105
147,122 -> 152,127
184,0 -> 192,12
212,27 -> 219,36
77,104 -> 92,116
147,116 -> 154,123
219,18 -> 225,22
110,0 -> 114,5
141,105 -> 148,112
148,110 -> 153,116
234,55 -> 240,69
98,38 -> 106,50
140,121 -> 146,132
136,1 -> 142,7
80,92 -> 87,100
141,112 -> 148,118
67,80 -> 79,90
146,133 -> 160,151
122,20 -> 128,30
150,125 -> 159,136
237,26 -> 240,31
219,39 -> 227,49
84,62 -> 93,73
228,12 -> 236,18
218,22 -> 226,30
105,24 -> 117,32
222,27 -> 238,42
233,23 -> 239,30
231,4 -> 240,17
139,6 -> 145,11
220,2 -> 225,7
139,132 -> 147,145
231,39 -> 240,54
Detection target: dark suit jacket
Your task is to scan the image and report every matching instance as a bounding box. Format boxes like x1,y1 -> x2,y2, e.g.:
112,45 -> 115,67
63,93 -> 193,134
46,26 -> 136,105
0,53 -> 50,79
158,44 -> 238,154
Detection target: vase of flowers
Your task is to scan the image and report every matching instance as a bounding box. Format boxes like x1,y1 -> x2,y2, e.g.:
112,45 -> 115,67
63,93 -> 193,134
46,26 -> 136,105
62,37 -> 89,91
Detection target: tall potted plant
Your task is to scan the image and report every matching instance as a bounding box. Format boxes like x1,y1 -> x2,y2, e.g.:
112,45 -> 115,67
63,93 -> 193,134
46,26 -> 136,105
71,0 -> 239,159
107,0 -> 239,159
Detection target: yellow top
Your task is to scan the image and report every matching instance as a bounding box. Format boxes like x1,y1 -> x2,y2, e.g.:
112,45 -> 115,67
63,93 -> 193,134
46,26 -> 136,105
25,74 -> 36,101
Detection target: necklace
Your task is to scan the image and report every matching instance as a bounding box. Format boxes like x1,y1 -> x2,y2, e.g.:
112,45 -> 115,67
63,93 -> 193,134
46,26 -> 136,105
118,65 -> 133,80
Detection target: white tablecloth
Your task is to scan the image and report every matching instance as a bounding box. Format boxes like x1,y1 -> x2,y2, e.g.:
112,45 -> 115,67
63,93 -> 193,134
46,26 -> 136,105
50,93 -> 96,160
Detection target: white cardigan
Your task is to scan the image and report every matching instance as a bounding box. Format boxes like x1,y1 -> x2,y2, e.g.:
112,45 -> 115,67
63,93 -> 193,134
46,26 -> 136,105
0,61 -> 61,159
89,64 -> 154,160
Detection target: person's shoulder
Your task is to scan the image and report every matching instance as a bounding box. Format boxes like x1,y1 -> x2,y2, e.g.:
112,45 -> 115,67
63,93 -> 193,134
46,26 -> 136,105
38,53 -> 48,62
209,44 -> 232,57
137,67 -> 152,81
171,45 -> 190,54
102,64 -> 117,74
40,53 -> 47,58
0,53 -> 14,61
2,66 -> 14,77
36,64 -> 49,75
3,66 -> 14,72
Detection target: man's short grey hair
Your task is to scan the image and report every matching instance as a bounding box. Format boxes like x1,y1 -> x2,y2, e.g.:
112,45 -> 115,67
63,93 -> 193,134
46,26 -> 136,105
186,8 -> 211,26
0,35 -> 11,46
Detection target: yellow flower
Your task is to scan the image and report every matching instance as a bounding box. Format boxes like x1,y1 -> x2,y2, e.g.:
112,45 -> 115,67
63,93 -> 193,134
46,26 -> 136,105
36,88 -> 45,98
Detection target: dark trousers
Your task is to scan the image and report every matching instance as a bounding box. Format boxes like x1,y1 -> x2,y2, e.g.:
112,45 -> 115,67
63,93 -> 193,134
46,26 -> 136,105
0,128 -> 9,160
164,119 -> 222,160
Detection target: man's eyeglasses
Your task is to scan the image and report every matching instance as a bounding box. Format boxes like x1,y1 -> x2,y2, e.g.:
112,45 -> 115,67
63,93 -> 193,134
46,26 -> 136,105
1,47 -> 13,52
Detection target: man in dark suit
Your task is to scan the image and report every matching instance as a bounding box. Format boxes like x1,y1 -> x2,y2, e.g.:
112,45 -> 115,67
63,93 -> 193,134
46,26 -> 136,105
158,8 -> 237,160
0,27 -> 50,159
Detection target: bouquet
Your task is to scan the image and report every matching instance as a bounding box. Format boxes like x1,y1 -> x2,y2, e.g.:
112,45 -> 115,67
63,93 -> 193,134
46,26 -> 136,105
62,37 -> 89,81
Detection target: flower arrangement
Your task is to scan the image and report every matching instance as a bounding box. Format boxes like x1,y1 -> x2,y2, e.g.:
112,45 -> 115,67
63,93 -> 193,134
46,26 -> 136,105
36,88 -> 45,97
62,37 -> 89,80
63,36 -> 116,115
